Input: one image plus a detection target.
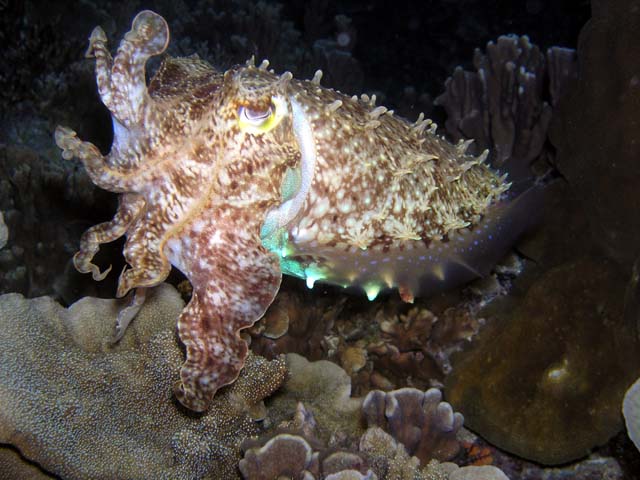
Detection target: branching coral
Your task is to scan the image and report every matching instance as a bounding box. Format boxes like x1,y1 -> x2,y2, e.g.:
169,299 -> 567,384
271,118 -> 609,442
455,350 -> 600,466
435,35 -> 576,182
362,388 -> 464,463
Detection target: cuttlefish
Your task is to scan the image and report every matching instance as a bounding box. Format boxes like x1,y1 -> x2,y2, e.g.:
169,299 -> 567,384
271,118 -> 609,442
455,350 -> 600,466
56,10 -> 534,411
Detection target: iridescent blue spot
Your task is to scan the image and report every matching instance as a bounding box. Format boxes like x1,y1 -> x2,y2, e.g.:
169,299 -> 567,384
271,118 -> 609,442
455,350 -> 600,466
382,257 -> 390,263
419,255 -> 426,260
488,234 -> 494,240
397,255 -> 404,260
474,240 -> 479,246
370,260 -> 378,265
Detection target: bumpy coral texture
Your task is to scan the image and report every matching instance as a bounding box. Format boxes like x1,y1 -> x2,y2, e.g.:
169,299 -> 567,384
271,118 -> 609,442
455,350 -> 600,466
56,10 -> 530,411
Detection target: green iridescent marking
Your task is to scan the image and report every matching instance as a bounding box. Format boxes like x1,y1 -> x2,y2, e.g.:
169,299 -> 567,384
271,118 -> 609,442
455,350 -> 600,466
280,166 -> 301,203
364,282 -> 382,301
260,224 -> 305,278
303,264 -> 327,289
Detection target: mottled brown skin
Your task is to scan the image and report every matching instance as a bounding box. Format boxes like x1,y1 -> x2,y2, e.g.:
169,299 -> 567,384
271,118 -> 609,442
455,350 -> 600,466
56,11 -> 526,411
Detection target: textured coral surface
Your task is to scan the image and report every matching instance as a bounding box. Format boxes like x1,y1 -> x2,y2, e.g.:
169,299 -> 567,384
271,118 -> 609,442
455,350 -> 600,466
445,258 -> 640,464
0,284 -> 286,480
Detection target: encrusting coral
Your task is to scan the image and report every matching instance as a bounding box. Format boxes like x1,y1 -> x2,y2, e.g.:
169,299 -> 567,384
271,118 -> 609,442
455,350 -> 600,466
445,258 -> 640,465
0,284 -> 286,480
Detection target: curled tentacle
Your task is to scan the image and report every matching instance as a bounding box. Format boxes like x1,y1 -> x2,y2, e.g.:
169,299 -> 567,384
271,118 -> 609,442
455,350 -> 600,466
73,193 -> 145,280
115,217 -> 172,297
55,126 -> 162,192
100,10 -> 169,127
55,126 -> 146,192
85,26 -> 114,110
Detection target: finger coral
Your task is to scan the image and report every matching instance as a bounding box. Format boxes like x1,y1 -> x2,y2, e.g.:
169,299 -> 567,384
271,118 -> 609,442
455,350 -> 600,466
436,35 -> 575,182
362,388 -> 464,463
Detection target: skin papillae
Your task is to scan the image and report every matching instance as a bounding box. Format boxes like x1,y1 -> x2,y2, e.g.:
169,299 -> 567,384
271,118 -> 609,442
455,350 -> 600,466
55,10 -> 535,412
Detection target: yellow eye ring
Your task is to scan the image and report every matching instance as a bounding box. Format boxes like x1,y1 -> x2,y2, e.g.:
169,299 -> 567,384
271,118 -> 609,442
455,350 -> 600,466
238,96 -> 286,134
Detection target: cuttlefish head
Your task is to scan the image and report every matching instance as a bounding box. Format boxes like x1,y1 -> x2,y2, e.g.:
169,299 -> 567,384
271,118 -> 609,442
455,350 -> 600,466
211,64 -> 318,242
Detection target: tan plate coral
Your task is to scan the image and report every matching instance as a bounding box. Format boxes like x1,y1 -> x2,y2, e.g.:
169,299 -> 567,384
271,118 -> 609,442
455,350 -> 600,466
0,284 -> 286,479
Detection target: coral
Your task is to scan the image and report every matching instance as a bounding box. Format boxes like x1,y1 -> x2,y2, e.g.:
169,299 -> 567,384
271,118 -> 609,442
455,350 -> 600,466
239,432 -> 376,480
249,287 -> 346,361
362,388 -> 464,463
239,433 -> 321,479
251,285 -> 483,397
447,466 -> 508,480
359,427 -> 507,480
360,427 -> 447,480
371,304 -> 482,386
0,448 -> 55,480
0,284 -> 286,479
264,355 -> 510,479
435,35 -> 576,181
623,377 -> 640,452
0,0 -> 78,109
445,258 -> 640,465
269,353 -> 363,447
550,0 -> 640,266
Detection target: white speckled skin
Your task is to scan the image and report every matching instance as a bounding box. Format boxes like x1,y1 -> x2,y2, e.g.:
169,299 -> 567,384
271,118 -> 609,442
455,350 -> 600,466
55,10 -> 534,411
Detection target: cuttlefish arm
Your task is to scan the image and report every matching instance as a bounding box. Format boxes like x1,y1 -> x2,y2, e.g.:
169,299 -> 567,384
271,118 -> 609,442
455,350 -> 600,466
165,206 -> 282,412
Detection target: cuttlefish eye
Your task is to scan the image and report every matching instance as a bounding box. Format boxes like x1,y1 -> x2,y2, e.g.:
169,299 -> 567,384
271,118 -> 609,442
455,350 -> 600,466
240,104 -> 272,124
237,96 -> 287,134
